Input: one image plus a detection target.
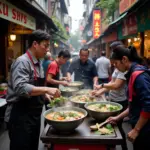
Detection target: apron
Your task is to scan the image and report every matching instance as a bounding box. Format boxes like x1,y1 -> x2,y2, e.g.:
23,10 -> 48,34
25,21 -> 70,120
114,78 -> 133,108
8,51 -> 45,150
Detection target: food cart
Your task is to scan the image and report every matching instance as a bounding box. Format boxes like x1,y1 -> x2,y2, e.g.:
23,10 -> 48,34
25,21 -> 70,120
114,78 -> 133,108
41,117 -> 123,150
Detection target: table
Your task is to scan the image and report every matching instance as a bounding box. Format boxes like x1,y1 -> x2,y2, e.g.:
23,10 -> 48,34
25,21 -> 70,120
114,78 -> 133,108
41,117 -> 123,150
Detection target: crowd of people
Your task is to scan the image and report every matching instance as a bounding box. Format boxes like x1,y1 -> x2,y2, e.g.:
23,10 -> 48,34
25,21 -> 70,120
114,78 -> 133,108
4,29 -> 150,150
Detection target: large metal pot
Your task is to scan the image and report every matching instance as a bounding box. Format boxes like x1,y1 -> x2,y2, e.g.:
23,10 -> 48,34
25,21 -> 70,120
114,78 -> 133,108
43,107 -> 87,132
67,81 -> 84,89
69,95 -> 97,109
84,101 -> 123,121
76,89 -> 92,95
61,87 -> 79,97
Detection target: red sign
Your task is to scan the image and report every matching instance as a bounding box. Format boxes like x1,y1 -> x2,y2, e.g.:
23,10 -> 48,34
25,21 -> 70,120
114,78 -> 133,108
122,13 -> 137,36
0,0 -> 35,30
119,0 -> 137,14
93,10 -> 101,39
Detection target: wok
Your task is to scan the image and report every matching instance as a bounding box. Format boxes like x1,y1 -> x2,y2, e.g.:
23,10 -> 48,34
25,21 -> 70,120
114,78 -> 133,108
84,101 -> 123,121
43,106 -> 87,132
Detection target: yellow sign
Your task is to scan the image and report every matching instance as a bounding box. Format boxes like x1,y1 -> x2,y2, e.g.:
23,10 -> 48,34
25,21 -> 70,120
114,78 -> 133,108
93,10 -> 101,39
0,0 -> 36,30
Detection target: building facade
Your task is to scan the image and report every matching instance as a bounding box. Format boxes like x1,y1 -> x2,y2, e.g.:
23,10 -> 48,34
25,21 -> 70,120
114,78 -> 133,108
0,0 -> 57,81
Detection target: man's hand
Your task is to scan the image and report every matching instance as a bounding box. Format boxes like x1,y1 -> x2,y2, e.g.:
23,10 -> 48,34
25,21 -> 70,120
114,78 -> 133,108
91,89 -> 103,97
45,93 -> 52,102
61,81 -> 69,86
60,77 -> 68,81
46,87 -> 61,98
106,116 -> 120,125
127,129 -> 139,143
66,77 -> 71,82
94,85 -> 102,90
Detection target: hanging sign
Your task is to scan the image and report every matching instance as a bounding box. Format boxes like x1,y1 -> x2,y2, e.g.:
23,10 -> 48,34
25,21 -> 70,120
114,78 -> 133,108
93,10 -> 101,39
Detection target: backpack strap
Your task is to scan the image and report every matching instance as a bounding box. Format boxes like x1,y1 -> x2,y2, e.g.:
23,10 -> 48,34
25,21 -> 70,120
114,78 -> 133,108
128,70 -> 144,102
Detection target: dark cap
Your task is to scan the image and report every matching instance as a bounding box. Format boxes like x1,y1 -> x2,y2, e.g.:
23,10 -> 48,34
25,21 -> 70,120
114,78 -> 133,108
110,41 -> 124,50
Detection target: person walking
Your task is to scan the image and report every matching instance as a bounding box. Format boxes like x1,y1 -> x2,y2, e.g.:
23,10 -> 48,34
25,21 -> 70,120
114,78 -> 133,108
5,30 -> 60,150
95,51 -> 111,84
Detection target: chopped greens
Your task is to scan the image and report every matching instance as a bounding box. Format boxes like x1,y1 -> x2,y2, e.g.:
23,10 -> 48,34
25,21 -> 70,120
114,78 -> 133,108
88,103 -> 121,112
49,96 -> 67,107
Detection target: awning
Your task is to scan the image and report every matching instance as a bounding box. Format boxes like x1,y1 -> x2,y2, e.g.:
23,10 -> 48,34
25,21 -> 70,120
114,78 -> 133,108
109,12 -> 128,26
98,12 -> 127,39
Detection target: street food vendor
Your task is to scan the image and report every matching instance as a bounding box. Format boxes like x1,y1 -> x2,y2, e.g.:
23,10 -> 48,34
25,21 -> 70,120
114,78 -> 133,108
46,50 -> 71,88
107,45 -> 150,150
66,48 -> 98,89
4,30 -> 61,150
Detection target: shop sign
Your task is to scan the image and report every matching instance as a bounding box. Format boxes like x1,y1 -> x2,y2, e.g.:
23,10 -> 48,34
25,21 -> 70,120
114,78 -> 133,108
119,0 -> 137,14
93,10 -> 101,39
122,13 -> 137,37
0,0 -> 36,30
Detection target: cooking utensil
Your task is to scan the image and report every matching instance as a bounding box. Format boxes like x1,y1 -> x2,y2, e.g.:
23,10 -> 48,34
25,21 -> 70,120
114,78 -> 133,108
67,81 -> 84,90
60,87 -> 79,97
84,101 -> 123,121
76,89 -> 92,95
69,95 -> 97,109
90,120 -> 110,130
43,106 -> 87,132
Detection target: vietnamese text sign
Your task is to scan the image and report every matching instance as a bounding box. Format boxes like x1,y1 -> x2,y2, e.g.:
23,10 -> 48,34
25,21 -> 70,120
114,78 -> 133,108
93,10 -> 101,39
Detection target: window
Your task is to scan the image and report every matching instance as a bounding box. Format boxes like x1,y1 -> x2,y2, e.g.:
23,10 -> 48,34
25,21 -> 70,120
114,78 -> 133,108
36,0 -> 48,12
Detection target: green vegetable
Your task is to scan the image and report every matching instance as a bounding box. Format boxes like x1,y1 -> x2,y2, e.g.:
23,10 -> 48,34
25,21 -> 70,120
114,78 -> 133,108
106,124 -> 112,130
69,112 -> 78,117
49,96 -> 67,107
109,105 -> 120,111
0,87 -> 5,91
98,104 -> 106,108
94,130 -> 101,134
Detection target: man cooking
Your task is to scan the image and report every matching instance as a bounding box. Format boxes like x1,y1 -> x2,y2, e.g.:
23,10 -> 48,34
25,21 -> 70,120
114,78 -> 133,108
5,30 -> 60,150
67,48 -> 98,89
46,50 -> 71,88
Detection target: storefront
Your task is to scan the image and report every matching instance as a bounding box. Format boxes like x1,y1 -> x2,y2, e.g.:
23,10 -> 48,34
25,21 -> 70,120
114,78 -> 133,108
102,30 -> 118,57
0,0 -> 36,81
117,13 -> 140,54
137,2 -> 150,58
